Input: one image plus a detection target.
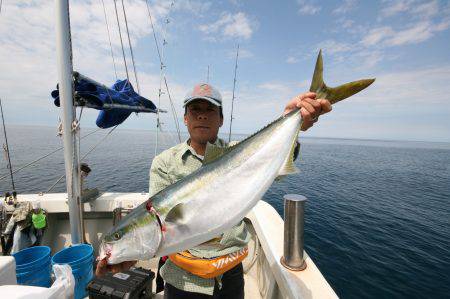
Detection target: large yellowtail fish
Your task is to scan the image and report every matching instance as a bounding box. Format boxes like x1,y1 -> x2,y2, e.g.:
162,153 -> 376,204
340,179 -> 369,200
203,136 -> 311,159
99,51 -> 375,264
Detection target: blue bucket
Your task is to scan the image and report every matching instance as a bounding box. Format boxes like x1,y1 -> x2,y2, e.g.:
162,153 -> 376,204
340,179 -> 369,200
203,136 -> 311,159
52,244 -> 94,299
13,246 -> 52,287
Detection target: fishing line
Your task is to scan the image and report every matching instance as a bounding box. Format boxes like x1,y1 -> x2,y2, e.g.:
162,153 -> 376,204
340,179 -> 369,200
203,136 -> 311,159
113,0 -> 130,83
120,0 -> 140,93
0,98 -> 16,192
100,0 -> 118,80
44,125 -> 119,193
0,128 -> 101,182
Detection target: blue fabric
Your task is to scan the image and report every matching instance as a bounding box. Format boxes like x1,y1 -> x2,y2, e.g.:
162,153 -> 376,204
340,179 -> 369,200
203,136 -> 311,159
51,77 -> 157,128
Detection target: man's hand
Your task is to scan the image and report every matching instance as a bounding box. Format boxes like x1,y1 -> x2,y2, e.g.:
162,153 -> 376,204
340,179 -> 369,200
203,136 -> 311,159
95,258 -> 137,277
283,92 -> 332,131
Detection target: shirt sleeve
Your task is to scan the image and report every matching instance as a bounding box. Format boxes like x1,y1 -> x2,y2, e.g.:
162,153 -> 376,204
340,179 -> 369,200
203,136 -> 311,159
149,155 -> 172,197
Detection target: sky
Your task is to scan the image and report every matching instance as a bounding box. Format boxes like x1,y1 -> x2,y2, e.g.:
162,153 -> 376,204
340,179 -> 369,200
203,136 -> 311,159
0,0 -> 449,142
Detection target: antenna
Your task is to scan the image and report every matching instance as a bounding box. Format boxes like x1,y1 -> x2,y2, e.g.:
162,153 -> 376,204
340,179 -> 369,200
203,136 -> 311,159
207,65 -> 210,83
228,44 -> 239,142
146,0 -> 180,156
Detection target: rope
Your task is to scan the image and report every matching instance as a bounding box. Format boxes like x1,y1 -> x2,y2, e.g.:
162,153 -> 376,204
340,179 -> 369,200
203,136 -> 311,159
113,0 -> 130,82
80,125 -> 118,160
101,0 -> 118,80
164,76 -> 181,142
120,0 -> 140,93
0,128 -> 101,182
45,125 -> 119,193
46,173 -> 65,193
0,98 -> 15,191
145,0 -> 163,66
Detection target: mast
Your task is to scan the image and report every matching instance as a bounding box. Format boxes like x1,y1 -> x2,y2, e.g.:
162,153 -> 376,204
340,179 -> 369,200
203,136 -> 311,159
55,0 -> 84,244
228,44 -> 239,142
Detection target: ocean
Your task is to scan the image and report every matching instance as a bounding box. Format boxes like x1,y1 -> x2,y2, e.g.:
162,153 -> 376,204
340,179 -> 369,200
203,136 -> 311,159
1,125 -> 449,298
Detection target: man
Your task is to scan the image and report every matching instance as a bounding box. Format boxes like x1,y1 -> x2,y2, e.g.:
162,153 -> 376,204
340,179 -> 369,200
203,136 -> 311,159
96,83 -> 331,298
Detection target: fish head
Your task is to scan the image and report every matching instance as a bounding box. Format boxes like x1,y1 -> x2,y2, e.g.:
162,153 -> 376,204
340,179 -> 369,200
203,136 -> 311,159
99,210 -> 163,265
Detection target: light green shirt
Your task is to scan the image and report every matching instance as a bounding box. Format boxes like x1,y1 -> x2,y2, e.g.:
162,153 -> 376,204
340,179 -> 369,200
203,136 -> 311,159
149,138 -> 250,295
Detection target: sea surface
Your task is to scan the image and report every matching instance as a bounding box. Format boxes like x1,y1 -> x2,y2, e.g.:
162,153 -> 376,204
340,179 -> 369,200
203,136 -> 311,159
1,125 -> 449,298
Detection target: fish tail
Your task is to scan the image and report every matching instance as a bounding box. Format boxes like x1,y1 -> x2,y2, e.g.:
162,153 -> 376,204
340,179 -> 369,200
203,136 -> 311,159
310,50 -> 375,105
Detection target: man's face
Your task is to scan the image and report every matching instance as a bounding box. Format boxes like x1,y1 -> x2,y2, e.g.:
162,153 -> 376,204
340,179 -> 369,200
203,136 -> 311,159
184,99 -> 223,145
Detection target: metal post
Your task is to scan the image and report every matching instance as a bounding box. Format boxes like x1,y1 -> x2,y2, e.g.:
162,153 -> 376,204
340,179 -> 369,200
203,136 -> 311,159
281,194 -> 307,271
55,0 -> 84,244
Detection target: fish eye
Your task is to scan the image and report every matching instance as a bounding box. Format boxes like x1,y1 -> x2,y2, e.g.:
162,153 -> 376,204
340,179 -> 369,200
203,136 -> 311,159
113,231 -> 122,240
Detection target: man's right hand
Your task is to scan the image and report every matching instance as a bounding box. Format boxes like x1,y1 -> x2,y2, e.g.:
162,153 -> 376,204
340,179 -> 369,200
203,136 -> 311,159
95,258 -> 137,276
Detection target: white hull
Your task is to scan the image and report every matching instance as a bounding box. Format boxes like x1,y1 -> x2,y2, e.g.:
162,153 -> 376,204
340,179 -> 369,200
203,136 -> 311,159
2,193 -> 337,299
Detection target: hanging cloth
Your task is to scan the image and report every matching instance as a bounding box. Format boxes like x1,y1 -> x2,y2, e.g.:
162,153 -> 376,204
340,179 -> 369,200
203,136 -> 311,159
51,72 -> 158,128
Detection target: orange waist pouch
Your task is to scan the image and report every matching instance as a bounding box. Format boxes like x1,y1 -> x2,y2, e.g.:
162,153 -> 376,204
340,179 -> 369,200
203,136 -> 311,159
169,247 -> 248,279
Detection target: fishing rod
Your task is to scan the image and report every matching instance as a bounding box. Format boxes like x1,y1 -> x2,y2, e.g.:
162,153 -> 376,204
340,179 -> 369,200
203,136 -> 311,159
0,98 -> 16,192
228,44 -> 239,142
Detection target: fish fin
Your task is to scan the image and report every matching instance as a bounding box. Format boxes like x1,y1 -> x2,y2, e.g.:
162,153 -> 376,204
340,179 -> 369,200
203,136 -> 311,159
165,203 -> 187,224
277,138 -> 300,177
203,142 -> 231,164
310,50 -> 375,105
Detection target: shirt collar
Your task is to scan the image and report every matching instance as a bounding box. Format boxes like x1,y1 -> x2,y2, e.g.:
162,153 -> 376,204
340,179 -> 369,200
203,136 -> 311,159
178,138 -> 226,161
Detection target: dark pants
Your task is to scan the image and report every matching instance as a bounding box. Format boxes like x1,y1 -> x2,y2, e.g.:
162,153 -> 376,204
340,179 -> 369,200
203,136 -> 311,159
164,263 -> 245,299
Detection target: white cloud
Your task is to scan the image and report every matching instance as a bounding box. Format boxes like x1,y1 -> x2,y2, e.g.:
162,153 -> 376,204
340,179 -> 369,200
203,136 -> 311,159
297,0 -> 321,15
306,65 -> 450,141
198,12 -> 257,40
317,40 -> 353,54
258,82 -> 292,94
362,21 -> 449,47
380,0 -> 414,18
176,1 -> 212,16
385,21 -> 436,46
380,0 -> 441,20
353,65 -> 450,106
320,0 -> 450,69
333,0 -> 358,15
238,48 -> 254,59
224,65 -> 450,141
340,18 -> 355,29
286,56 -> 299,64
354,50 -> 385,69
361,26 -> 395,46
411,0 -> 439,19
226,48 -> 253,59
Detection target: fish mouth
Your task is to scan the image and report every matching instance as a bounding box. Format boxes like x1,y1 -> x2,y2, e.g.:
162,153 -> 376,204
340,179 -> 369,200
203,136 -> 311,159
98,242 -> 112,262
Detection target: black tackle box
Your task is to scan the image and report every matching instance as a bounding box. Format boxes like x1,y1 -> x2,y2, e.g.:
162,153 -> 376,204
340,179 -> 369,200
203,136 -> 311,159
87,267 -> 155,299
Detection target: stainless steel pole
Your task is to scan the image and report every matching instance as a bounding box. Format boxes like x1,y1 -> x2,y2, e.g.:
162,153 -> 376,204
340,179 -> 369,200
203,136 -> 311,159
281,194 -> 307,271
55,0 -> 84,244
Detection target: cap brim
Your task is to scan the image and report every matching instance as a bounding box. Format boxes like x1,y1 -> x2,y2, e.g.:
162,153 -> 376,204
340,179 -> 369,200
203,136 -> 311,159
183,97 -> 222,107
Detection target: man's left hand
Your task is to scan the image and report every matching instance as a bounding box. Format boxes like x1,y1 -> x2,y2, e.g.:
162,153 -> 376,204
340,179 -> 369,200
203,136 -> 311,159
283,92 -> 332,131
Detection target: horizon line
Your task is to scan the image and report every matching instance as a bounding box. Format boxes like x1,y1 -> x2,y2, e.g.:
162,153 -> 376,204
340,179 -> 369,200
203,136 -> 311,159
4,123 -> 450,145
